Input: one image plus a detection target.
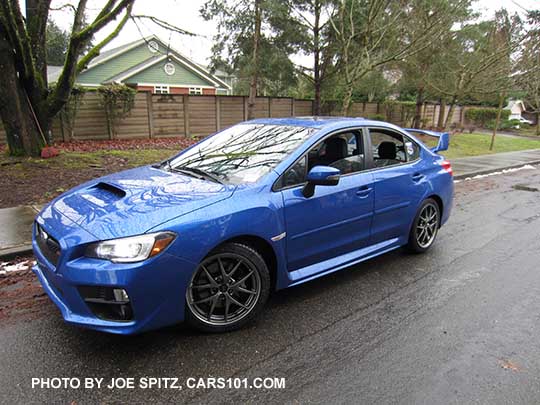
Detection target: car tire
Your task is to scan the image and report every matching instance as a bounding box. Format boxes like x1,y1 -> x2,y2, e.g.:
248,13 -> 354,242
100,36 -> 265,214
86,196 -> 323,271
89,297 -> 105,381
406,198 -> 440,253
185,242 -> 271,333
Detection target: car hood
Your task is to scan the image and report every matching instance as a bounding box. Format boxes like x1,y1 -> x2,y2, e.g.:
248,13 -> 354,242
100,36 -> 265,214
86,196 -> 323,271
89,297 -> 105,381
48,166 -> 236,240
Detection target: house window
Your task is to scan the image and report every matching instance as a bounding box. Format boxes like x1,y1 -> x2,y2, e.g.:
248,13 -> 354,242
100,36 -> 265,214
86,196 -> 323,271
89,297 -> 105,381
154,85 -> 170,94
189,87 -> 203,95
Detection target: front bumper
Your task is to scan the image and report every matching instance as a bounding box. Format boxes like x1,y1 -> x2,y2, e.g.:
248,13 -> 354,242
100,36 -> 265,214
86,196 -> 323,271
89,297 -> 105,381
33,237 -> 197,335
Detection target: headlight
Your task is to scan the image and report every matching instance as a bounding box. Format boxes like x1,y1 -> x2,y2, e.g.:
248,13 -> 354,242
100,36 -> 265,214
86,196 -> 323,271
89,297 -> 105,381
85,232 -> 176,263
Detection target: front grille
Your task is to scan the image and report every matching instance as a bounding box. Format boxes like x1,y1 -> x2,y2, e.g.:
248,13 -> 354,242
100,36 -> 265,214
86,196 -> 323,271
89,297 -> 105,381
35,223 -> 61,267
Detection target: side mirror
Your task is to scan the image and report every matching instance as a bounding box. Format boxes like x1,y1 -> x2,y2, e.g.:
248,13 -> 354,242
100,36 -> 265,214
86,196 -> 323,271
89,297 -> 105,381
302,166 -> 340,198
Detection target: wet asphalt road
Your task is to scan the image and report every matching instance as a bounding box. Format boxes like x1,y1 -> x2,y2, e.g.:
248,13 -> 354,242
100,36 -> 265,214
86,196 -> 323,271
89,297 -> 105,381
2,167 -> 540,404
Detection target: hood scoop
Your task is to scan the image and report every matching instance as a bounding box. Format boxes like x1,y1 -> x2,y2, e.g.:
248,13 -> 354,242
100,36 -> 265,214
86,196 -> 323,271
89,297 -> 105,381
78,182 -> 126,207
92,182 -> 126,198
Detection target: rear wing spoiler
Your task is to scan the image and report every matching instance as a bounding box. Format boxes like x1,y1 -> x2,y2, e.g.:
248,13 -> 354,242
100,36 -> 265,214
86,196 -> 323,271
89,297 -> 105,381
404,129 -> 449,153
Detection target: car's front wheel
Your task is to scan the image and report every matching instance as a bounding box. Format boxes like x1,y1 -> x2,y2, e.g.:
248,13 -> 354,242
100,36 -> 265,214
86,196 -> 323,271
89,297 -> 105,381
185,242 -> 270,333
407,198 -> 440,253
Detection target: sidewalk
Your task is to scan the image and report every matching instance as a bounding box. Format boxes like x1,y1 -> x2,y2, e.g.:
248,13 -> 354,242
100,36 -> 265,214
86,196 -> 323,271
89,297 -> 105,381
1,149 -> 540,260
0,205 -> 40,261
451,149 -> 540,179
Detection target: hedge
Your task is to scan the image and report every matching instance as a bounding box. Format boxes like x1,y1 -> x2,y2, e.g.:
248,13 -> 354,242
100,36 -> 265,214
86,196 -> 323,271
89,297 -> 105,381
465,108 -> 510,127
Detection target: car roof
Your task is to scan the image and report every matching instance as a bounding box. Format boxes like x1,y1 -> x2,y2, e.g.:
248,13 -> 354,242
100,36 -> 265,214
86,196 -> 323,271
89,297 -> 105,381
246,116 -> 365,128
245,116 -> 399,131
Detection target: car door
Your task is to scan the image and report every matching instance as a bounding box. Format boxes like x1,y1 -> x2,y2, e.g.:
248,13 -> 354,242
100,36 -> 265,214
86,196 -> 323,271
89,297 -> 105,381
367,127 -> 428,244
278,130 -> 375,272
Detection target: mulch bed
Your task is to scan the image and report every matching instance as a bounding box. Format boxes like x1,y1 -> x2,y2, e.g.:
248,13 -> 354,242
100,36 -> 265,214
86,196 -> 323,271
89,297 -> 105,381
55,137 -> 197,152
0,137 -> 196,154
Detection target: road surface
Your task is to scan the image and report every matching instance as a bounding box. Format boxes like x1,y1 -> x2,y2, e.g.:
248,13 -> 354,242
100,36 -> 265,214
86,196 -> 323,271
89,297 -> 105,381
1,166 -> 540,404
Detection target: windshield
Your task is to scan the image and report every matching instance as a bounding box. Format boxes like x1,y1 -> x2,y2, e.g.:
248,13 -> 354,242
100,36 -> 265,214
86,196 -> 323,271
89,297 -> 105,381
167,124 -> 315,184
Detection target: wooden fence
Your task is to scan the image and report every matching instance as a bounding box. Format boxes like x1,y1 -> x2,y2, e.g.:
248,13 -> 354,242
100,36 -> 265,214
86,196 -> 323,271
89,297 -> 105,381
0,92 -> 467,143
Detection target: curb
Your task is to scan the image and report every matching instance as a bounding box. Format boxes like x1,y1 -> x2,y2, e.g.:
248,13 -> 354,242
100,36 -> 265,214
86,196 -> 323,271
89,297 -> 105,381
453,160 -> 540,180
0,244 -> 33,262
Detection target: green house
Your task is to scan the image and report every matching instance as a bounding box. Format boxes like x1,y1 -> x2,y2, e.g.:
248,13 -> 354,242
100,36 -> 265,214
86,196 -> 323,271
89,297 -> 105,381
72,36 -> 231,95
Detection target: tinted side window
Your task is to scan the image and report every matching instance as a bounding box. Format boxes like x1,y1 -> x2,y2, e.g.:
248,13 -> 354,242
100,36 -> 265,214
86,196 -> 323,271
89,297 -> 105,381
278,130 -> 365,189
308,131 -> 364,175
369,129 -> 407,167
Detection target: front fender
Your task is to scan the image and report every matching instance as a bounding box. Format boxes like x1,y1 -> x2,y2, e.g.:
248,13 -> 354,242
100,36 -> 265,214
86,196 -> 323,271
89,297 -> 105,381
149,186 -> 290,289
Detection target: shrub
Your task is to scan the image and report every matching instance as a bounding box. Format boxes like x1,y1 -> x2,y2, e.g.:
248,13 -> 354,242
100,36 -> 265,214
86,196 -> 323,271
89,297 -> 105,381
486,118 -> 519,130
58,85 -> 86,142
465,108 -> 510,127
98,84 -> 136,139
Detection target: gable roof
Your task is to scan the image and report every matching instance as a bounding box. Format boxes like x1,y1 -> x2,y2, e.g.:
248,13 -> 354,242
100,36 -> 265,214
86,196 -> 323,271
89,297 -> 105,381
79,36 -> 231,90
87,40 -> 146,68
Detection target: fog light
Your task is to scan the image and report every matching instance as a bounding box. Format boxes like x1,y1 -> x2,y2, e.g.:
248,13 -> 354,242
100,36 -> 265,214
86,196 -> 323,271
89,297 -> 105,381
113,288 -> 129,303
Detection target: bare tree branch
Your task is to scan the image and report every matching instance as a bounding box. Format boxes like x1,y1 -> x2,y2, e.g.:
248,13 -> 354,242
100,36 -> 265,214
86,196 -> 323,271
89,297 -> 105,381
131,15 -> 198,36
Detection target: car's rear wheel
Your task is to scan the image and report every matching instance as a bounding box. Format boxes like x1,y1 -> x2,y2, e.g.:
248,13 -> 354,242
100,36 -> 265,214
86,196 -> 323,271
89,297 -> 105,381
407,198 -> 440,253
185,242 -> 270,333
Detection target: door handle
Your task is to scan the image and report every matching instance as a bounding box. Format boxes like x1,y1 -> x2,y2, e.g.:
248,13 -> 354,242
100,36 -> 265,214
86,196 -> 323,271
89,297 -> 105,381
356,185 -> 372,198
412,173 -> 424,182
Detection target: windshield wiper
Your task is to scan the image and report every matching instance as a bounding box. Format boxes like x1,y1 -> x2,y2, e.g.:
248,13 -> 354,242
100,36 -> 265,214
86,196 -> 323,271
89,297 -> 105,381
173,166 -> 224,184
152,159 -> 172,170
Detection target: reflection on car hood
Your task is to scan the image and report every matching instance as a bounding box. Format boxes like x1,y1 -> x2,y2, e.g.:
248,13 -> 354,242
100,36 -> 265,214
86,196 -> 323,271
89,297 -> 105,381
49,166 -> 236,240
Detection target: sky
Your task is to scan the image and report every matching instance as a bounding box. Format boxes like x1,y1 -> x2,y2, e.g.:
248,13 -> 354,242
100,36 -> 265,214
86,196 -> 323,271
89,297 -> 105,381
41,0 -> 540,69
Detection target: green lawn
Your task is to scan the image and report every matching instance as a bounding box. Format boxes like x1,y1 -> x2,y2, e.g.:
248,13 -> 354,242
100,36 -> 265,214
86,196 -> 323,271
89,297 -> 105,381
424,132 -> 540,160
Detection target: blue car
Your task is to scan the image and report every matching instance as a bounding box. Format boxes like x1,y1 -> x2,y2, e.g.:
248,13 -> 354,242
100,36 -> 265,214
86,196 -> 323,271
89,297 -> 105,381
33,117 -> 453,334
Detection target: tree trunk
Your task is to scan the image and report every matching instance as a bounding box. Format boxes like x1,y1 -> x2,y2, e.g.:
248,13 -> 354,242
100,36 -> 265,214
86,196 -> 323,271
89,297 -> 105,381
437,99 -> 446,129
313,0 -> 321,116
412,87 -> 424,128
314,75 -> 321,116
341,86 -> 354,116
247,0 -> 261,120
0,33 -> 44,156
489,92 -> 505,151
444,96 -> 457,129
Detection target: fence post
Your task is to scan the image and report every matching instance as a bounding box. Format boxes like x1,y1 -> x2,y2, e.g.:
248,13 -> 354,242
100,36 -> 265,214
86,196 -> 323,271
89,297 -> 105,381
243,96 -> 248,120
268,97 -> 272,117
183,95 -> 190,137
215,96 -> 221,131
146,91 -> 154,139
291,99 -> 295,116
